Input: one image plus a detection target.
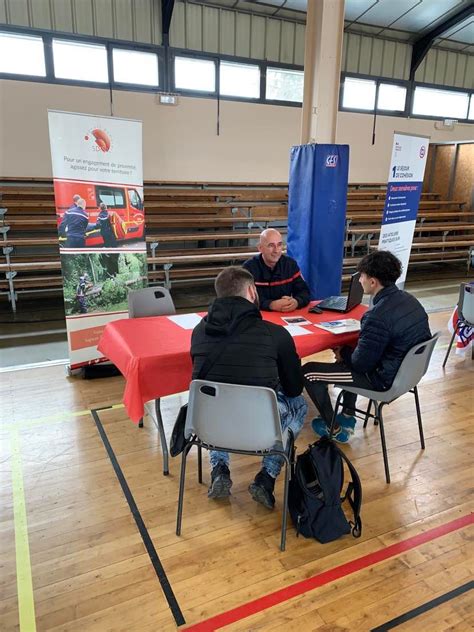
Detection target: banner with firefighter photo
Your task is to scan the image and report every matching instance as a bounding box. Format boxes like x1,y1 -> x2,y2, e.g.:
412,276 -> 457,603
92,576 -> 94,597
48,110 -> 146,369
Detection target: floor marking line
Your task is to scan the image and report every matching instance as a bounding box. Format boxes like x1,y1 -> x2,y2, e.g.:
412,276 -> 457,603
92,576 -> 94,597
91,408 -> 185,627
10,428 -> 36,632
371,580 -> 474,630
184,512 -> 474,631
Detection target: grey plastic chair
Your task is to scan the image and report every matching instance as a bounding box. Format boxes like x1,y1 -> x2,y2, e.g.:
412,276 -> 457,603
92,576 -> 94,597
128,286 -> 176,475
443,283 -> 474,368
128,286 -> 176,318
176,380 -> 295,551
331,332 -> 440,484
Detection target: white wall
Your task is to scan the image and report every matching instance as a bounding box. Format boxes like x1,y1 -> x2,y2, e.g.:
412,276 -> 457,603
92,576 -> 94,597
1,79 -> 473,182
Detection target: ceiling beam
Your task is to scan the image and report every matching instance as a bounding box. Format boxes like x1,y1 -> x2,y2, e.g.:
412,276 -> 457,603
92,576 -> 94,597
161,0 -> 175,42
410,3 -> 474,80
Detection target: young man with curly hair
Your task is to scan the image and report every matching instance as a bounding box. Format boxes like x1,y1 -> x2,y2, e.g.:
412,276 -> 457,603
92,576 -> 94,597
303,250 -> 431,443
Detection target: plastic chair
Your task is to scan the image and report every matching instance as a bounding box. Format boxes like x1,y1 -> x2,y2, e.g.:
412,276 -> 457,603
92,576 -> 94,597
331,333 -> 440,484
128,286 -> 176,475
443,283 -> 474,368
128,286 -> 176,318
176,380 -> 295,551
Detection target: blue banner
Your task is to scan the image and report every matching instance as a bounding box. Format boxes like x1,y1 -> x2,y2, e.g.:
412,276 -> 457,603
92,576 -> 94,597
379,133 -> 429,284
287,144 -> 349,299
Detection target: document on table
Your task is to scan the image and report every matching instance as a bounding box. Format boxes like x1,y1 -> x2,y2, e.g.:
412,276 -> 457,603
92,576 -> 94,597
284,324 -> 313,337
167,313 -> 203,329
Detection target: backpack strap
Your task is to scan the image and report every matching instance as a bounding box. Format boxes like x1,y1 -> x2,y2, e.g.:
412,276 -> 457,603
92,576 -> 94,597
331,441 -> 363,538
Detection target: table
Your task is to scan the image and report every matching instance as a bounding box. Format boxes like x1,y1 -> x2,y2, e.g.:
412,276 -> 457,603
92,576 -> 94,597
98,304 -> 366,474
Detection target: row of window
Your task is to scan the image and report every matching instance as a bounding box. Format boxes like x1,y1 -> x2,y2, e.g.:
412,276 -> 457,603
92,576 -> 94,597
343,76 -> 474,121
1,30 -> 473,120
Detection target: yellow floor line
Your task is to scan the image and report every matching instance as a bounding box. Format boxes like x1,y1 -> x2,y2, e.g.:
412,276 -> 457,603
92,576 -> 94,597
10,428 -> 36,632
2,404 -> 125,431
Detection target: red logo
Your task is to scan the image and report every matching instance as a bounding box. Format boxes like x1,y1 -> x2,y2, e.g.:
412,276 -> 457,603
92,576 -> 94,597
84,128 -> 112,152
419,145 -> 426,158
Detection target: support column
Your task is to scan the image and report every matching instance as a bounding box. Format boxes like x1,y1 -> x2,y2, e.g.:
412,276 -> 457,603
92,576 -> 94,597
301,0 -> 345,144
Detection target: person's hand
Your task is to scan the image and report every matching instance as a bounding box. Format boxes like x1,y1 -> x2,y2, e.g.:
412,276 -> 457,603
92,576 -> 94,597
270,297 -> 298,312
280,297 -> 299,312
333,346 -> 343,362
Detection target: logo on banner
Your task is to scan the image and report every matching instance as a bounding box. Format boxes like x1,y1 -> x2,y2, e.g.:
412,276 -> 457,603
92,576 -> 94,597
325,155 -> 338,168
84,128 -> 112,153
419,145 -> 426,159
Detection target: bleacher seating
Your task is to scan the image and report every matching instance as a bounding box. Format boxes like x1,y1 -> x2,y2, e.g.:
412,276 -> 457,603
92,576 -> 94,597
0,179 -> 472,311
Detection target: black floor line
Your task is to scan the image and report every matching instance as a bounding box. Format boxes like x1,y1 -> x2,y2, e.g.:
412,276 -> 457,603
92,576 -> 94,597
91,407 -> 186,627
371,580 -> 474,631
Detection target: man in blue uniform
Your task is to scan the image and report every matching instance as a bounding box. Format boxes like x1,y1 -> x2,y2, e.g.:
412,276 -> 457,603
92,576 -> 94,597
243,228 -> 310,312
59,197 -> 90,248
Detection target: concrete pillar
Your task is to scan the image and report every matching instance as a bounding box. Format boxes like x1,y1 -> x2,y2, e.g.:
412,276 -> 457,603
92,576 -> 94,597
301,0 -> 345,144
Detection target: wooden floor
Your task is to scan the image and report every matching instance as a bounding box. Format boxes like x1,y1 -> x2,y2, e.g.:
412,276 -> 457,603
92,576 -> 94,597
0,309 -> 473,631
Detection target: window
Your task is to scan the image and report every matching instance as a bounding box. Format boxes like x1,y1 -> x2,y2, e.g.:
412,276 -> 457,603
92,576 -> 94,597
53,39 -> 108,83
128,189 -> 143,210
266,67 -> 304,103
412,86 -> 469,119
219,61 -> 260,99
342,77 -> 376,110
377,83 -> 406,112
174,56 -> 215,92
468,95 -> 474,120
96,187 -> 125,209
113,48 -> 159,87
0,32 -> 46,76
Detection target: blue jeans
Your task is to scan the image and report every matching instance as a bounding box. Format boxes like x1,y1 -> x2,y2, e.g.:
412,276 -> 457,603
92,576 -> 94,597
209,391 -> 308,478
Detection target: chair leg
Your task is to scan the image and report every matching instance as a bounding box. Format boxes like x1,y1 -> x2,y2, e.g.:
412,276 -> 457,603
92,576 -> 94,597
376,402 -> 390,484
329,390 -> 345,438
442,322 -> 459,368
154,398 -> 169,476
280,456 -> 290,552
413,386 -> 425,450
138,417 -> 144,428
176,448 -> 188,536
197,444 -> 203,484
363,400 -> 373,429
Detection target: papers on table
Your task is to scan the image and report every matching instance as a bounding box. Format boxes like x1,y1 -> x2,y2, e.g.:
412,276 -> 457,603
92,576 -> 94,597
167,313 -> 202,329
284,324 -> 313,337
282,316 -> 312,326
314,319 -> 361,334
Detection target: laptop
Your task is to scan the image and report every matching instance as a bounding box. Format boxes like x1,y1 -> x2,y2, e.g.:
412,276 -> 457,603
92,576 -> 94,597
317,272 -> 363,313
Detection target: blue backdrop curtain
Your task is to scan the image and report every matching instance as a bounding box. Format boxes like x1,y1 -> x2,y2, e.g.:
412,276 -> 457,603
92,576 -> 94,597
287,144 -> 349,299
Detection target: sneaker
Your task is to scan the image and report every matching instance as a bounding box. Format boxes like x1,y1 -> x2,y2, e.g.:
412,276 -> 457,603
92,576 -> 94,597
248,469 -> 275,509
208,462 -> 232,499
336,413 -> 356,435
311,417 -> 351,444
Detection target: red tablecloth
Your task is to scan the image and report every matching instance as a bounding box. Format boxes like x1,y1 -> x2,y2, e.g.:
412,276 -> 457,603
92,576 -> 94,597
98,304 -> 367,423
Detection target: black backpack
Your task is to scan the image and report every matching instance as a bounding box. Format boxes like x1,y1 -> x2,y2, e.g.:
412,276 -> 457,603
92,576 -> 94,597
288,436 -> 362,543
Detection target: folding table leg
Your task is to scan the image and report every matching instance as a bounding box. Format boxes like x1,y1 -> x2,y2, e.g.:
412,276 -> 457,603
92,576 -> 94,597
154,398 -> 169,476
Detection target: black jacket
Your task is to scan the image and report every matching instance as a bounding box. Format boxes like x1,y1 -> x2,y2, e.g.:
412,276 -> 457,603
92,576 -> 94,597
243,254 -> 310,311
59,204 -> 89,239
341,284 -> 431,389
191,296 -> 303,397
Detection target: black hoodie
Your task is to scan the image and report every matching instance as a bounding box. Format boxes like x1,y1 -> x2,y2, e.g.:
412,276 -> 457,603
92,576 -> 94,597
191,296 -> 303,398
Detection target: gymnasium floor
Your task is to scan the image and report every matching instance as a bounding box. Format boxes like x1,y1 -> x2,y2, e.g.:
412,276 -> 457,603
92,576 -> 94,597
1,308 -> 473,631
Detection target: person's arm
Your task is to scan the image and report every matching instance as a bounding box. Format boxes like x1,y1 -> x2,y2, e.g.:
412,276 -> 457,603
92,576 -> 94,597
292,271 -> 310,308
341,314 -> 390,374
271,325 -> 304,397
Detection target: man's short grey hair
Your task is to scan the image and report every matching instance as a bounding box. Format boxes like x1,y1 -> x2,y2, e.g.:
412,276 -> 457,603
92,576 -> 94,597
73,194 -> 81,203
214,266 -> 255,298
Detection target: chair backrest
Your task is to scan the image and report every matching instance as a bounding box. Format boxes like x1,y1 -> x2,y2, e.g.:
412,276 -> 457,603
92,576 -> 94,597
128,286 -> 176,318
186,380 -> 283,452
387,332 -> 440,400
460,284 -> 474,326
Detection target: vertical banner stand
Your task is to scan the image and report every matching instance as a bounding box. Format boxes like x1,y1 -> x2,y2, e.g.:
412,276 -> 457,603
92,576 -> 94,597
378,132 -> 430,288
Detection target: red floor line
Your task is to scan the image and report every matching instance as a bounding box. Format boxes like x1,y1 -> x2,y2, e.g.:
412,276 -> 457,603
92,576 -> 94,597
184,512 -> 473,631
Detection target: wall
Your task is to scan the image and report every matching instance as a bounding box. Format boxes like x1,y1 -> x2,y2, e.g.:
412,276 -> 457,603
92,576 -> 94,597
1,79 -> 473,182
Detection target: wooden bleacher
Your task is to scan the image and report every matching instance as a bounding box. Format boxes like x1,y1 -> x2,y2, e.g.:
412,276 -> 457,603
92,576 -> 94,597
0,179 -> 472,311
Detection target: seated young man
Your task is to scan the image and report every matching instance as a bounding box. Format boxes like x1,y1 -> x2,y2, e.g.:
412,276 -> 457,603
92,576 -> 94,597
243,228 -> 310,312
191,266 -> 308,509
303,250 -> 431,443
